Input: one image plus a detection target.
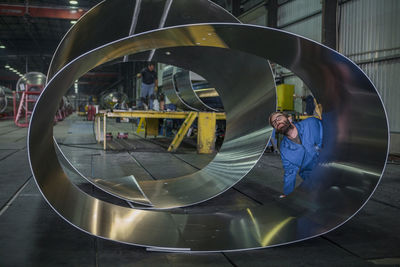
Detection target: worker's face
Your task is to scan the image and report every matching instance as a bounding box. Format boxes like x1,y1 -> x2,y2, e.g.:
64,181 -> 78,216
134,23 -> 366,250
148,64 -> 155,71
271,113 -> 292,134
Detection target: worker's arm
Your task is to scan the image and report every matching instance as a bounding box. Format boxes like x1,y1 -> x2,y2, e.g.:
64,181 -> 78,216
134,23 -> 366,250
281,156 -> 300,196
137,73 -> 142,78
307,117 -> 324,149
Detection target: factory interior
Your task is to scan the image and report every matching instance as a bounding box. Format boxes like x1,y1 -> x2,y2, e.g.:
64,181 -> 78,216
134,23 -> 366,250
0,0 -> 400,266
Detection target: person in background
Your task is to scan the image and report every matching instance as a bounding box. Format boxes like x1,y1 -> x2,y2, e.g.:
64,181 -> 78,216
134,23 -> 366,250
137,62 -> 158,110
304,95 -> 316,115
269,111 -> 323,198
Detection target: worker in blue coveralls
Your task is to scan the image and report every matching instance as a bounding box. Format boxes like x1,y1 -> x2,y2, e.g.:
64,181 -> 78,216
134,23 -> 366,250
269,111 -> 323,198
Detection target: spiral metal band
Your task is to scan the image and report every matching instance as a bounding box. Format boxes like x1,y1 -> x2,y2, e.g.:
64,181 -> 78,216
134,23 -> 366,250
28,0 -> 389,252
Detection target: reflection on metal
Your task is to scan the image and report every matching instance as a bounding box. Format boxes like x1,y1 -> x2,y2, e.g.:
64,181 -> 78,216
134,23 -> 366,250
29,0 -> 389,252
195,87 -> 219,98
45,0 -> 267,210
16,72 -> 46,94
99,91 -> 128,109
161,65 -> 191,110
162,65 -> 222,111
0,86 -> 13,114
14,72 -> 46,127
174,68 -> 220,111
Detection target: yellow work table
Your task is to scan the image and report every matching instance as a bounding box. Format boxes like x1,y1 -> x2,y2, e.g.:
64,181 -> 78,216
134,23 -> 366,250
95,110 -> 226,154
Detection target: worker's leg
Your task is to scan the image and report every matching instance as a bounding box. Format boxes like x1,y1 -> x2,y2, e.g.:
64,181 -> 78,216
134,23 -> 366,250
283,174 -> 297,196
140,83 -> 150,108
147,84 -> 155,110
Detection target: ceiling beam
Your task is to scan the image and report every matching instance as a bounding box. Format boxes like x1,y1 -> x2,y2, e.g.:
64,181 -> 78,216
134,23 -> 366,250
0,4 -> 87,20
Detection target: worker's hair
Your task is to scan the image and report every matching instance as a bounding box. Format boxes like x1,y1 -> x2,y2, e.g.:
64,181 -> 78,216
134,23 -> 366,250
268,111 -> 289,125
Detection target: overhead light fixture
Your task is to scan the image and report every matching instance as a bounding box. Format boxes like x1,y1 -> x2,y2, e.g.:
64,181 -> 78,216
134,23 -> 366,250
69,0 -> 78,5
0,45 -> 5,49
5,65 -> 10,69
70,20 -> 77,24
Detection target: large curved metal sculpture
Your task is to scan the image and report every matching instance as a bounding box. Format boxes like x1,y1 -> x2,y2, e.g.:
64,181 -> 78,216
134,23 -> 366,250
28,0 -> 389,252
46,0 -> 273,209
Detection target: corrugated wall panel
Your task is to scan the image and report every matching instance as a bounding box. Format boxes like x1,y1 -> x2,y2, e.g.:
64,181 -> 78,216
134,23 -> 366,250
339,0 -> 400,62
243,0 -> 265,12
281,14 -> 322,42
278,0 -> 321,27
360,59 -> 400,132
239,5 -> 267,26
340,0 -> 400,134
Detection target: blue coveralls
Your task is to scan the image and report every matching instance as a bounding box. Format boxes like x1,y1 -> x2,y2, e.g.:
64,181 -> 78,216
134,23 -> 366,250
280,117 -> 323,195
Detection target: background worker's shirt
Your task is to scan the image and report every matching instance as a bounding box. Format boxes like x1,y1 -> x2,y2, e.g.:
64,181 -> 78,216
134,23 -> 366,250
280,117 -> 323,195
141,68 -> 157,85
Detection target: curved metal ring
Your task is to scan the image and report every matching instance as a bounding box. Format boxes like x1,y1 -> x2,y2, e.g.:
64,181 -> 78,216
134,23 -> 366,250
161,65 -> 198,111
46,0 -> 273,209
174,68 -> 221,111
29,22 -> 389,251
162,66 -> 222,112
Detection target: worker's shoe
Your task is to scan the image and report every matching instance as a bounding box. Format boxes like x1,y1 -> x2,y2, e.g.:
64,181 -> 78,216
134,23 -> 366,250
279,194 -> 287,199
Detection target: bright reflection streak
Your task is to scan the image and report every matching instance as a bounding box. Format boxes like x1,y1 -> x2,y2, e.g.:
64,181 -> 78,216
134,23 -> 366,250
246,208 -> 261,241
261,217 -> 294,247
322,162 -> 381,176
247,208 -> 295,247
91,199 -> 99,235
109,210 -> 144,240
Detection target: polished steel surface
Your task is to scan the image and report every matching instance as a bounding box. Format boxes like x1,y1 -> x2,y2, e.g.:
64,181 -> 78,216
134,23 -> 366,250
47,0 -> 238,111
99,91 -> 128,109
136,46 -> 274,209
55,141 -> 152,206
161,65 -> 193,110
16,72 -> 46,93
29,1 -> 389,252
46,0 -> 272,209
161,66 -> 221,112
174,68 -> 220,111
47,0 -> 239,78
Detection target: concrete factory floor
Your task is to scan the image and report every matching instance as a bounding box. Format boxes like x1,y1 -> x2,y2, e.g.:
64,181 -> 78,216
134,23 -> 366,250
0,114 -> 400,266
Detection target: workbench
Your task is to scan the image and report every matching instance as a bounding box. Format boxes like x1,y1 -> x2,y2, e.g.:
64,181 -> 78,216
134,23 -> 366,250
95,110 -> 226,154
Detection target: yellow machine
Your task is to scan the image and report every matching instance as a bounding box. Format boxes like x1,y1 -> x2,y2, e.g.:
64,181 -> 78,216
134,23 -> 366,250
277,84 -> 294,111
